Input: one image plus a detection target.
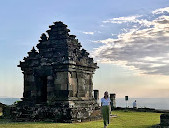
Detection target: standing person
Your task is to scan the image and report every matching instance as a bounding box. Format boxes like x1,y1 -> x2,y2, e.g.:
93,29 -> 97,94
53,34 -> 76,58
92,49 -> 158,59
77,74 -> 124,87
101,91 -> 111,128
133,100 -> 137,109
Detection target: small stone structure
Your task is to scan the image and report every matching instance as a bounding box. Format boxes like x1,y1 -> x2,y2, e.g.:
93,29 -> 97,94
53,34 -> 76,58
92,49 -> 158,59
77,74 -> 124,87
93,90 -> 99,105
10,21 -> 101,122
110,93 -> 116,110
93,90 -> 99,100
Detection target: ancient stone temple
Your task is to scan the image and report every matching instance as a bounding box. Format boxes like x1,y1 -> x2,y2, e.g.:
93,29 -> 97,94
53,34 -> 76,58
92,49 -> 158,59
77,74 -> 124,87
12,21 -> 100,122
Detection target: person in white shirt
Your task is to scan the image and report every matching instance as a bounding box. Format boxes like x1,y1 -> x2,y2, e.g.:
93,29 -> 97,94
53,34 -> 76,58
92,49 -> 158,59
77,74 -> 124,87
101,91 -> 111,128
133,100 -> 137,109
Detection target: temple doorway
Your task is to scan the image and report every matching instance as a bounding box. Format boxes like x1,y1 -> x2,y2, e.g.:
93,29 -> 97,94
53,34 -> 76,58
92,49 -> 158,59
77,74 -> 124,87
40,76 -> 47,103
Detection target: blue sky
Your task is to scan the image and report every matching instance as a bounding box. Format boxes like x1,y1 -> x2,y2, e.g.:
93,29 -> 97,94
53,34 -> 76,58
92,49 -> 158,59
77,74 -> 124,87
1,0 -> 169,98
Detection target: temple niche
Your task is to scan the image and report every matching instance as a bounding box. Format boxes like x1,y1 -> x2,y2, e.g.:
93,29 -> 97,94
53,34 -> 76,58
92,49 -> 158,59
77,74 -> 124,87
14,21 -> 100,122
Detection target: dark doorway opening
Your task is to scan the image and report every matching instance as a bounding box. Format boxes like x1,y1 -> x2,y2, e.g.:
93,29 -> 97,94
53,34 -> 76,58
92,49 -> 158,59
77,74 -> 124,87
40,76 -> 47,103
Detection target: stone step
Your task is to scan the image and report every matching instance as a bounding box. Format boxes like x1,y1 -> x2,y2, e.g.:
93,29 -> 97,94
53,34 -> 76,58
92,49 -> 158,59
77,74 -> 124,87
17,114 -> 32,119
15,118 -> 31,122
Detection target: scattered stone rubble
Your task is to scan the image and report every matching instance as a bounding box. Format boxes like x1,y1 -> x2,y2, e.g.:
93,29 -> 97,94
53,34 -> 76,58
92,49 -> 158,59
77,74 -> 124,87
159,113 -> 169,128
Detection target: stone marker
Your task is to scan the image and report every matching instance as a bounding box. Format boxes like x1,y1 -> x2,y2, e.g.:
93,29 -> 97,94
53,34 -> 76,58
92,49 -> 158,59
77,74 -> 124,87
110,93 -> 116,110
93,90 -> 99,100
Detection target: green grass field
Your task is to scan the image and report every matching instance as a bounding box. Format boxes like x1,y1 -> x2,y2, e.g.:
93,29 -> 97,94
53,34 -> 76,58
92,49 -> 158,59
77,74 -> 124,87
0,111 -> 161,128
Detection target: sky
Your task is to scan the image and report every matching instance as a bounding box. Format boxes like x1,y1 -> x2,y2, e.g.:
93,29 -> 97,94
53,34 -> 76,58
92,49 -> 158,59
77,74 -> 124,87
1,0 -> 169,98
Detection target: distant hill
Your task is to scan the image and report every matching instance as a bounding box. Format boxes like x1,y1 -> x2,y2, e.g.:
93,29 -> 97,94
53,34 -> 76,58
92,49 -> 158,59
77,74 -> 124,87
0,98 -> 21,105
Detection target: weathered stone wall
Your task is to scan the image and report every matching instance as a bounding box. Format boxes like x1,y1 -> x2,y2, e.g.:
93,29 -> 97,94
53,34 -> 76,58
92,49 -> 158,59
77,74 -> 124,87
9,99 -> 100,122
68,71 -> 78,97
54,72 -> 68,90
23,73 -> 34,100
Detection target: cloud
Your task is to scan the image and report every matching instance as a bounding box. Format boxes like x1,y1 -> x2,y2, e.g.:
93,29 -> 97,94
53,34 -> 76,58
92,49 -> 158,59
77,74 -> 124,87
152,7 -> 169,14
102,15 -> 152,27
92,7 -> 169,76
82,31 -> 94,35
102,15 -> 141,23
93,38 -> 116,44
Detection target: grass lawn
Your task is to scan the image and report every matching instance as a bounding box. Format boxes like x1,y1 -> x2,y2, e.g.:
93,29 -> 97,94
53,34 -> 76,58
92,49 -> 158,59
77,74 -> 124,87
0,111 -> 161,128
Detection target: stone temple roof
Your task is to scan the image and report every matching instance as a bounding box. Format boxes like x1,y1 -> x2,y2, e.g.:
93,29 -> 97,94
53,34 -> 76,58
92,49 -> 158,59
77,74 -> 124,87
18,21 -> 98,70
